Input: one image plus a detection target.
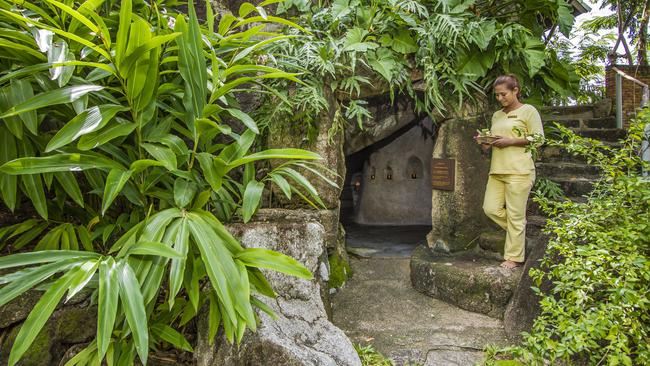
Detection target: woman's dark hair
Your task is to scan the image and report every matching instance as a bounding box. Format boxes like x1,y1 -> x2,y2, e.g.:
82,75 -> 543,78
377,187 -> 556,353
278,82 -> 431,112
493,74 -> 521,97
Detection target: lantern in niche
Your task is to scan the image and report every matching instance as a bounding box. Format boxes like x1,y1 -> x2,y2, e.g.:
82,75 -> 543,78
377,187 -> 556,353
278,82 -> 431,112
407,156 -> 423,180
385,166 -> 393,180
369,167 -> 376,180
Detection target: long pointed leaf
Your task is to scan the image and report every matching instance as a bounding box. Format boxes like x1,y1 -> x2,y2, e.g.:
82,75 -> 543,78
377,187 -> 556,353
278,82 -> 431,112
102,169 -> 133,215
0,153 -> 124,175
0,85 -> 104,119
46,105 -> 128,152
117,260 -> 148,365
97,257 -> 119,360
8,266 -> 84,366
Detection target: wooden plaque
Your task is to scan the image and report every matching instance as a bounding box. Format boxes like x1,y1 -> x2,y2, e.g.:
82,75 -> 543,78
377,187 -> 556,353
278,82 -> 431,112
431,159 -> 455,191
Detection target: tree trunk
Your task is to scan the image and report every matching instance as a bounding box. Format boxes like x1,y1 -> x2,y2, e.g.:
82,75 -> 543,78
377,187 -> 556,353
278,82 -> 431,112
615,0 -> 635,65
638,0 -> 650,65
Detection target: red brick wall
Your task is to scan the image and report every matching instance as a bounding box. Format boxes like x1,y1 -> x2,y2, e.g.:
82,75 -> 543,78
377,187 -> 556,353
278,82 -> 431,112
605,65 -> 650,128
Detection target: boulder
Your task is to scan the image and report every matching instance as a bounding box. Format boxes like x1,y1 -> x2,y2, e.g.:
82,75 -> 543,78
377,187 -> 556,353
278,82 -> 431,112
427,117 -> 494,253
0,304 -> 96,366
194,209 -> 361,366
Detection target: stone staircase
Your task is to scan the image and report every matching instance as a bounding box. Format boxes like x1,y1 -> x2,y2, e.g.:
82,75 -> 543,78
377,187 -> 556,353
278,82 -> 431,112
411,100 -> 624,320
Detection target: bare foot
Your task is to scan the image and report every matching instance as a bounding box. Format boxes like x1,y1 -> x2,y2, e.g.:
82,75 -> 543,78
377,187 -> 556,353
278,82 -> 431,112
500,260 -> 523,269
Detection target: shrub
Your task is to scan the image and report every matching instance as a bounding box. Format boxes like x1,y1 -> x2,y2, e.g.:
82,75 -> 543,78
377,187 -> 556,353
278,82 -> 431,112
506,108 -> 650,365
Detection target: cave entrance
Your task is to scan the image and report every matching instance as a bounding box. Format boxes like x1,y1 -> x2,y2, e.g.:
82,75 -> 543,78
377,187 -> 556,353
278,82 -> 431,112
339,114 -> 435,257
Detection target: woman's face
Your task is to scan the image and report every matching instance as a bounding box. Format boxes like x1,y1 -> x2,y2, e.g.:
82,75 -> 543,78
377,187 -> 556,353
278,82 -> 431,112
494,84 -> 519,109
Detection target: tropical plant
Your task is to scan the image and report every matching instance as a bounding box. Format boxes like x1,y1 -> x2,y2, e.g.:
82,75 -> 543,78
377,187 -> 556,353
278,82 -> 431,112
0,0 -> 334,365
490,108 -> 650,365
252,0 -> 581,140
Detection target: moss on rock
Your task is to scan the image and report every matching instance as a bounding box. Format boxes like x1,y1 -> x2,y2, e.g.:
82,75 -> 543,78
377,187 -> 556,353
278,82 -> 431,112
328,251 -> 352,289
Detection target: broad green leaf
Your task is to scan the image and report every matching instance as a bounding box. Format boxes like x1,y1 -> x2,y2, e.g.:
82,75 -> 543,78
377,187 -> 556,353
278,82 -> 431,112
117,260 -> 148,365
0,153 -> 123,175
10,79 -> 38,135
126,241 -> 183,258
142,143 -> 177,171
97,258 -> 118,360
8,266 -> 84,366
270,173 -> 291,199
78,121 -> 136,150
102,169 -> 133,215
187,215 -> 238,322
175,2 -> 207,137
236,248 -> 312,279
233,15 -> 306,33
115,0 -> 132,66
120,33 -> 181,75
47,40 -> 75,87
0,10 -> 110,60
151,323 -> 193,352
0,258 -> 79,308
66,260 -> 99,301
228,148 -> 321,168
208,291 -> 222,343
225,108 -> 258,134
54,171 -> 84,207
43,0 -> 99,33
197,153 -> 223,191
21,172 -> 48,220
12,222 -> 49,250
242,180 -> 264,223
0,250 -> 100,270
0,39 -> 46,60
46,105 -> 128,152
0,85 -> 104,119
0,127 -> 18,210
174,178 -> 197,209
168,218 -> 189,308
0,89 -> 23,139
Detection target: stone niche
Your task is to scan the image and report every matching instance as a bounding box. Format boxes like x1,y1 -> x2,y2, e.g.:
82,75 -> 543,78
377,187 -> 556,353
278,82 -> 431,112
343,118 -> 435,225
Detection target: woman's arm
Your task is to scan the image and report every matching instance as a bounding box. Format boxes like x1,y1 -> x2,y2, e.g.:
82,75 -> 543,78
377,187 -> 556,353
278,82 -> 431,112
491,136 -> 529,148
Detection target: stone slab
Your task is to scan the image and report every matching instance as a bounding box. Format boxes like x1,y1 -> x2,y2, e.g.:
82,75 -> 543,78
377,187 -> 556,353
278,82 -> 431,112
410,246 -> 522,318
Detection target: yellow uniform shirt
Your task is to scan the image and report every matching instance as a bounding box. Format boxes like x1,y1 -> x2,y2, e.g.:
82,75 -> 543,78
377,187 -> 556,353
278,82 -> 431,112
489,104 -> 543,175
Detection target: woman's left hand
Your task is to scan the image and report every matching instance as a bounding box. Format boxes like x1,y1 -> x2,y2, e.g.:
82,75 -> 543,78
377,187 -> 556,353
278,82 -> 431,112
491,136 -> 516,148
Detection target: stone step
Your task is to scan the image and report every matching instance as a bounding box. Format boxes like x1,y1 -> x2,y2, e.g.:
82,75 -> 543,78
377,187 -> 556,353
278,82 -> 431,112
543,118 -> 580,128
410,246 -> 521,319
583,116 -> 617,129
542,116 -> 617,130
539,142 -> 622,162
572,128 -> 626,141
535,161 -> 600,177
546,175 -> 597,197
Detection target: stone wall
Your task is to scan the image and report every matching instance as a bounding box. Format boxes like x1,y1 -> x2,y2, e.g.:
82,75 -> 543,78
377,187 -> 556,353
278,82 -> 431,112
427,116 -> 493,252
605,65 -> 650,128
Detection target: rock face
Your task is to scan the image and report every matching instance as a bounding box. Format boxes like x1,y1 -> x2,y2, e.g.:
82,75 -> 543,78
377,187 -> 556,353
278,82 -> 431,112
0,298 -> 96,366
344,99 -> 418,156
428,117 -> 493,253
194,209 -> 361,366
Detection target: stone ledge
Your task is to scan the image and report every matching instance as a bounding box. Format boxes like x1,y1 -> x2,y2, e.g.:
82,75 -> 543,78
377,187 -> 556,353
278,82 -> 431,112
410,246 -> 521,319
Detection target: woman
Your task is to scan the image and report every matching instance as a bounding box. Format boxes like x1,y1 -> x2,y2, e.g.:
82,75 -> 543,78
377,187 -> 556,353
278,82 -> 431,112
477,74 -> 543,269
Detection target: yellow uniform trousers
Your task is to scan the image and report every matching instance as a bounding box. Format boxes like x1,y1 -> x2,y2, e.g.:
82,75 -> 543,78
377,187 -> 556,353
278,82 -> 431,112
482,172 -> 535,262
